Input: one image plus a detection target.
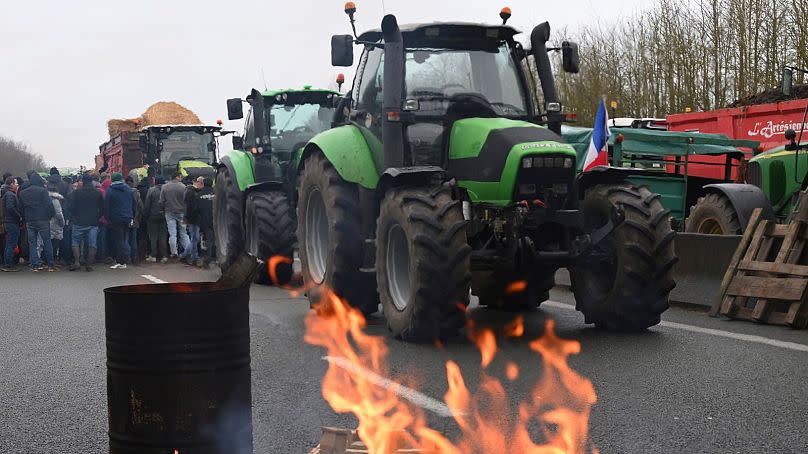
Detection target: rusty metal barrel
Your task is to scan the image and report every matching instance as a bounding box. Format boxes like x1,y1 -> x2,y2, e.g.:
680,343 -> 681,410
104,282 -> 253,454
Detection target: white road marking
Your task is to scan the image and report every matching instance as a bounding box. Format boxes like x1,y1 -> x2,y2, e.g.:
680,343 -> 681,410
542,300 -> 808,353
141,274 -> 167,284
322,355 -> 461,418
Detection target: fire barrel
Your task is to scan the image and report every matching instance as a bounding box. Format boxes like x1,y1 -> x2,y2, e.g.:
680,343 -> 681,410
104,282 -> 253,454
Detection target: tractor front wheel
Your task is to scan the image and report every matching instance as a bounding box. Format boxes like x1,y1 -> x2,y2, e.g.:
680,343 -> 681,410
297,152 -> 378,315
214,166 -> 244,271
684,192 -> 741,235
375,185 -> 471,342
245,191 -> 295,285
569,184 -> 677,331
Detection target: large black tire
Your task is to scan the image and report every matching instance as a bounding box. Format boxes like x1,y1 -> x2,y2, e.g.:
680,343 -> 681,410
473,268 -> 554,312
684,192 -> 742,235
214,166 -> 244,270
569,184 -> 677,331
375,185 -> 471,342
297,152 -> 378,315
245,191 -> 295,285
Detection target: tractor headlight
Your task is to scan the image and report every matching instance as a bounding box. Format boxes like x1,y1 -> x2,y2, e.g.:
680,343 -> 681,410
522,157 -> 533,169
563,158 -> 573,168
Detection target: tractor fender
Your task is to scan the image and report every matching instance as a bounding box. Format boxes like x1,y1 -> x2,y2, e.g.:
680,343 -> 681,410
298,125 -> 381,189
703,183 -> 776,230
220,152 -> 256,192
376,166 -> 447,197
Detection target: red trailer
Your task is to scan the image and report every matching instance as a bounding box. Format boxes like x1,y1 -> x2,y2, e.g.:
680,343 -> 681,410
97,132 -> 145,176
665,99 -> 808,179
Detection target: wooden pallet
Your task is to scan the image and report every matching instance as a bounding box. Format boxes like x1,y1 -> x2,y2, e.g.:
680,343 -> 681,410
715,208 -> 808,328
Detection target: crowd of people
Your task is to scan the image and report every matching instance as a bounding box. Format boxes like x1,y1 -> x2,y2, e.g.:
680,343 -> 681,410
0,167 -> 215,272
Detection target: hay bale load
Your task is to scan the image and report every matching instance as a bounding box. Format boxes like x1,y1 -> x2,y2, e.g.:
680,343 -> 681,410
107,102 -> 202,137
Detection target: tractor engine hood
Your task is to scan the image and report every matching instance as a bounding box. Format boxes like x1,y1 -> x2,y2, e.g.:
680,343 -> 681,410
446,117 -> 576,206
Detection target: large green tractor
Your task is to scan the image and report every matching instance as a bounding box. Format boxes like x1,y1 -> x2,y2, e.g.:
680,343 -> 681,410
295,6 -> 677,342
215,87 -> 339,284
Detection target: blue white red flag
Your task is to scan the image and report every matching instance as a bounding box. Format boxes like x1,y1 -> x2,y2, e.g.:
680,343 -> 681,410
582,99 -> 611,171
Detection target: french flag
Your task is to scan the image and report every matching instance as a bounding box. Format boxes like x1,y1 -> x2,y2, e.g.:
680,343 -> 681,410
582,99 -> 612,171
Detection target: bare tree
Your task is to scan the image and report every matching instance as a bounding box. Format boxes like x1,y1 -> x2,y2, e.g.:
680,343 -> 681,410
0,135 -> 48,177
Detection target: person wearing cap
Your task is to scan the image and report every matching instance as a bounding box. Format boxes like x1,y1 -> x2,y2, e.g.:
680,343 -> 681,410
66,174 -> 103,271
143,175 -> 168,262
103,172 -> 134,269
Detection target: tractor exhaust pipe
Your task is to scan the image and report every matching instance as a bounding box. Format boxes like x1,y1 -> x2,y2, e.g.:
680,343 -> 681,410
249,89 -> 280,183
531,22 -> 562,134
382,14 -> 405,169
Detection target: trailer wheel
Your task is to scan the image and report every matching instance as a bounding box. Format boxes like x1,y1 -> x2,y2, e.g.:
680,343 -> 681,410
297,152 -> 378,315
245,191 -> 295,285
214,166 -> 244,271
685,192 -> 742,235
570,184 -> 677,331
375,185 -> 471,342
473,268 -> 554,312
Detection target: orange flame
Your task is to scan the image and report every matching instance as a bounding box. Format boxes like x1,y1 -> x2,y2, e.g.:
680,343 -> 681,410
304,288 -> 597,453
505,280 -> 528,295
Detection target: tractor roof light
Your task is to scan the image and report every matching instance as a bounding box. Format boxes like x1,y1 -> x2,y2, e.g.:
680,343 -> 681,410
216,119 -> 223,126
344,2 -> 356,16
336,73 -> 345,84
500,6 -> 512,24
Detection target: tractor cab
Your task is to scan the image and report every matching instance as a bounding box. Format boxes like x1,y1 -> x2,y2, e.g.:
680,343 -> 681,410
140,125 -> 220,183
332,20 -> 579,172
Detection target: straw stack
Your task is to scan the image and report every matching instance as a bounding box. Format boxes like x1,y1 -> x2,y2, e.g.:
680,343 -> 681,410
106,101 -> 203,137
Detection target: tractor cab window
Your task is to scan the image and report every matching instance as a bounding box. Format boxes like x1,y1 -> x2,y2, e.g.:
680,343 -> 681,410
243,109 -> 255,148
404,43 -> 528,118
353,45 -> 385,136
159,131 -> 214,166
268,103 -> 335,161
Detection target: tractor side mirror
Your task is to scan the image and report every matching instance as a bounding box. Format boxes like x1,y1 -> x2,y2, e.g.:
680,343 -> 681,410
562,41 -> 580,74
783,67 -> 794,97
331,34 -> 354,67
227,98 -> 244,120
232,135 -> 244,150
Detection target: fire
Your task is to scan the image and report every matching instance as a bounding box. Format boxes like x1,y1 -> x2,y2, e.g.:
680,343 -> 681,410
505,280 -> 528,295
304,286 -> 598,453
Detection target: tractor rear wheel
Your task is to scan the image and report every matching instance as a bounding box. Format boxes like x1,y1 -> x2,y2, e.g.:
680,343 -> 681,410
375,185 -> 471,342
684,192 -> 741,235
245,191 -> 295,285
569,184 -> 677,331
214,166 -> 244,271
297,152 -> 378,315
473,268 -> 554,312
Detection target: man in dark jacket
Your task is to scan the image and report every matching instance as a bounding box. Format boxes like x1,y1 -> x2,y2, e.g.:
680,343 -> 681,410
180,177 -> 203,265
143,175 -> 168,262
19,172 -> 56,271
2,177 -> 22,272
125,176 -> 144,265
68,174 -> 103,271
48,167 -> 69,197
103,173 -> 134,269
198,177 -> 215,267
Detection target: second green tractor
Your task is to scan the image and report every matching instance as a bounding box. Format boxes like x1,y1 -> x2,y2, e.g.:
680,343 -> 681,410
215,86 -> 339,284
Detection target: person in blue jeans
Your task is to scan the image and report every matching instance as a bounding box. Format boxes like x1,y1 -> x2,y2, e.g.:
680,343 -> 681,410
66,174 -> 103,271
2,177 -> 22,272
18,173 -> 55,271
160,172 -> 190,259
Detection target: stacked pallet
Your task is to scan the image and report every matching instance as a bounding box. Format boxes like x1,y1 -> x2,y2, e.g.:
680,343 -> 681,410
712,201 -> 808,328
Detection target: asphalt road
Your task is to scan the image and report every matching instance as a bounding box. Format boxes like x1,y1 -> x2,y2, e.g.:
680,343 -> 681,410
1,263 -> 807,453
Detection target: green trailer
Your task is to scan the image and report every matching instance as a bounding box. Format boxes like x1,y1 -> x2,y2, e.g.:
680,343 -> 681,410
215,86 -> 339,284
562,127 -> 764,233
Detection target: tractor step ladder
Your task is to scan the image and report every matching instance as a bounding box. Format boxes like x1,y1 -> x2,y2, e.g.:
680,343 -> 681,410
713,207 -> 808,328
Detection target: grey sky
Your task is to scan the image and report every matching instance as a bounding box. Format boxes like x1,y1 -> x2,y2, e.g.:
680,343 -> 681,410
0,0 -> 650,169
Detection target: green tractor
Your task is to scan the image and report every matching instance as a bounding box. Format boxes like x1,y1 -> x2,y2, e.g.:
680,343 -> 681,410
215,86 -> 339,284
139,124 -> 223,183
294,6 -> 677,342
